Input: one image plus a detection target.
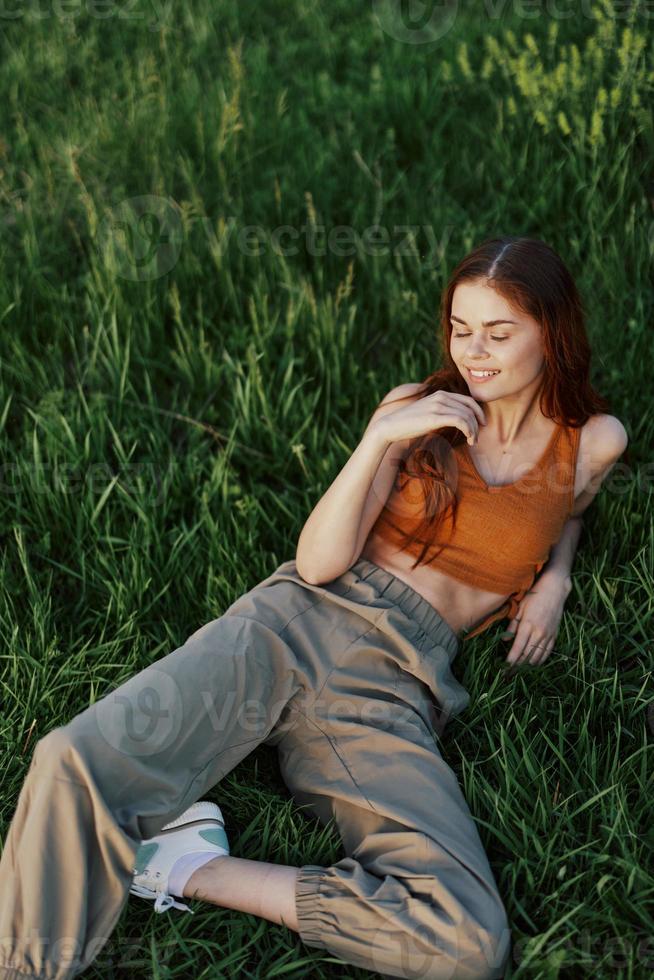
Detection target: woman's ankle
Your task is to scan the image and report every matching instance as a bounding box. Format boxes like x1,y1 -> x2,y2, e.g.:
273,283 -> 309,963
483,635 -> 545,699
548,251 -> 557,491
183,854 -> 301,931
183,854 -> 230,898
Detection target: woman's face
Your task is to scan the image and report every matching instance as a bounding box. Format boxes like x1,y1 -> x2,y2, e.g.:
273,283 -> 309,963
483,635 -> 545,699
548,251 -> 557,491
449,279 -> 546,400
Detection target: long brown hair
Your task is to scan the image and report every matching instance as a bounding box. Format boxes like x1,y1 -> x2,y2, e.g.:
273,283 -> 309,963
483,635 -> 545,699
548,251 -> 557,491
379,235 -> 615,571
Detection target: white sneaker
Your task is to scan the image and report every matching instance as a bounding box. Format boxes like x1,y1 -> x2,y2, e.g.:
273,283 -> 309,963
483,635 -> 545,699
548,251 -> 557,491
129,800 -> 230,914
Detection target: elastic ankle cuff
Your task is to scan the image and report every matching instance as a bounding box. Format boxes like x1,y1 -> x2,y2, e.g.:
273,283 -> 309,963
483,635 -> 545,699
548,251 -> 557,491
294,864 -> 329,948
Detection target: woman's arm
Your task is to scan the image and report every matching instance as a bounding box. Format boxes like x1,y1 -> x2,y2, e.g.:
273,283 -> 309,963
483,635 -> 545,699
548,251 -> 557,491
535,516 -> 584,594
295,384 -> 421,584
503,416 -> 629,664
537,414 -> 629,593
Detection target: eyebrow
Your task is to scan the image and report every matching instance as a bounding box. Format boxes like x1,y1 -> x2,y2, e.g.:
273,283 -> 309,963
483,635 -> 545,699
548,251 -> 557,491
450,314 -> 520,327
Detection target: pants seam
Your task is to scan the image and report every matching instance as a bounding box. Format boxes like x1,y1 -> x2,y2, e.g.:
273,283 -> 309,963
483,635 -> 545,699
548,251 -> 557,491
224,595 -> 328,642
287,703 -> 379,813
256,575 -> 355,640
276,594 -> 332,637
185,730 -> 271,793
302,620 -> 379,714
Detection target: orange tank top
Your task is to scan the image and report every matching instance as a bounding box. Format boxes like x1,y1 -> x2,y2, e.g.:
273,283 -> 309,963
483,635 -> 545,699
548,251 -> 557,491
368,422 -> 582,642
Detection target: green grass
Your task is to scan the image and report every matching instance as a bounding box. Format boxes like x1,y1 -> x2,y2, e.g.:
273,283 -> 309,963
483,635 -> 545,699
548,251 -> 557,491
0,0 -> 652,976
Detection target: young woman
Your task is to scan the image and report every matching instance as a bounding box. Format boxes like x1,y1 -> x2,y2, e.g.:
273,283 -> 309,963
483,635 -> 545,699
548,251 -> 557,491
0,236 -> 628,980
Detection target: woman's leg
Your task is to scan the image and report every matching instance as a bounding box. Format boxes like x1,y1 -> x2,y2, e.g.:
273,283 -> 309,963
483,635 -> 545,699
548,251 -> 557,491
277,662 -> 511,980
257,559 -> 512,980
182,855 -> 300,931
0,590 -> 319,980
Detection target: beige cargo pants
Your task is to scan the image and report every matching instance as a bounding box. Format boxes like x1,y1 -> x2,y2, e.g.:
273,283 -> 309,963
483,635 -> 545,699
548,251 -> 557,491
0,557 -> 511,979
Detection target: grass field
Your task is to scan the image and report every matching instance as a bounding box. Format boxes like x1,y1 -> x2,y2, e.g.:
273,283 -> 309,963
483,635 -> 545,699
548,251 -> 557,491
1,0 -> 653,976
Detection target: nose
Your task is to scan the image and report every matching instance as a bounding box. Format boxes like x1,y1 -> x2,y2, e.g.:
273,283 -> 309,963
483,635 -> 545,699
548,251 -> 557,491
464,335 -> 488,355
467,344 -> 490,359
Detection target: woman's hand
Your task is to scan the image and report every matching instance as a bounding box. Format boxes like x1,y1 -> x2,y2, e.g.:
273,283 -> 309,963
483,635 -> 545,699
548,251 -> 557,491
501,572 -> 573,668
374,390 -> 487,447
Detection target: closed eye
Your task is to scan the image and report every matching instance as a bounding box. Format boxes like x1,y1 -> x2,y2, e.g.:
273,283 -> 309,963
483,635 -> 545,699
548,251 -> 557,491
453,332 -> 509,342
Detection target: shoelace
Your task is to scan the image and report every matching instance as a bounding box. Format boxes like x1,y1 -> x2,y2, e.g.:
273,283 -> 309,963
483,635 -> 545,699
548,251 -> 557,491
129,880 -> 194,914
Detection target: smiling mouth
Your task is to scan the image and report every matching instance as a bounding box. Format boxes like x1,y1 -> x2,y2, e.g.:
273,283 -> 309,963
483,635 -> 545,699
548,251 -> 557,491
467,368 -> 501,378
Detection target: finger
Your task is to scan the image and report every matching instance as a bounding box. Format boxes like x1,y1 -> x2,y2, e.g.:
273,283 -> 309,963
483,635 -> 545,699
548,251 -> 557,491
506,626 -> 532,665
508,631 -> 548,667
438,391 -> 487,428
435,408 -> 478,445
501,618 -> 520,641
452,407 -> 481,443
532,636 -> 556,666
525,637 -> 551,666
435,401 -> 483,441
457,414 -> 480,445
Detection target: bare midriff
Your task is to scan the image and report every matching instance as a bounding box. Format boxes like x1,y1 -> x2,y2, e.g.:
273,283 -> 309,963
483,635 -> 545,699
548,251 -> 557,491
360,531 -> 511,638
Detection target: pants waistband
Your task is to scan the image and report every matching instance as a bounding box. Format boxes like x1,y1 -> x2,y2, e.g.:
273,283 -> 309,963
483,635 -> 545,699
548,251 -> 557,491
349,559 -> 459,658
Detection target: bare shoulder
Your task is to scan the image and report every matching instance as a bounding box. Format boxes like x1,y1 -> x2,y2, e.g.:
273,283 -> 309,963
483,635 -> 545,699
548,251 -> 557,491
570,414 -> 629,517
580,413 -> 629,464
378,381 -> 425,406
371,381 -> 424,418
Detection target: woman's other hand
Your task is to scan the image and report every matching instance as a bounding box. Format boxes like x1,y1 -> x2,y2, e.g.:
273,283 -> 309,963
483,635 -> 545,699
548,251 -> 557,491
501,572 -> 572,668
